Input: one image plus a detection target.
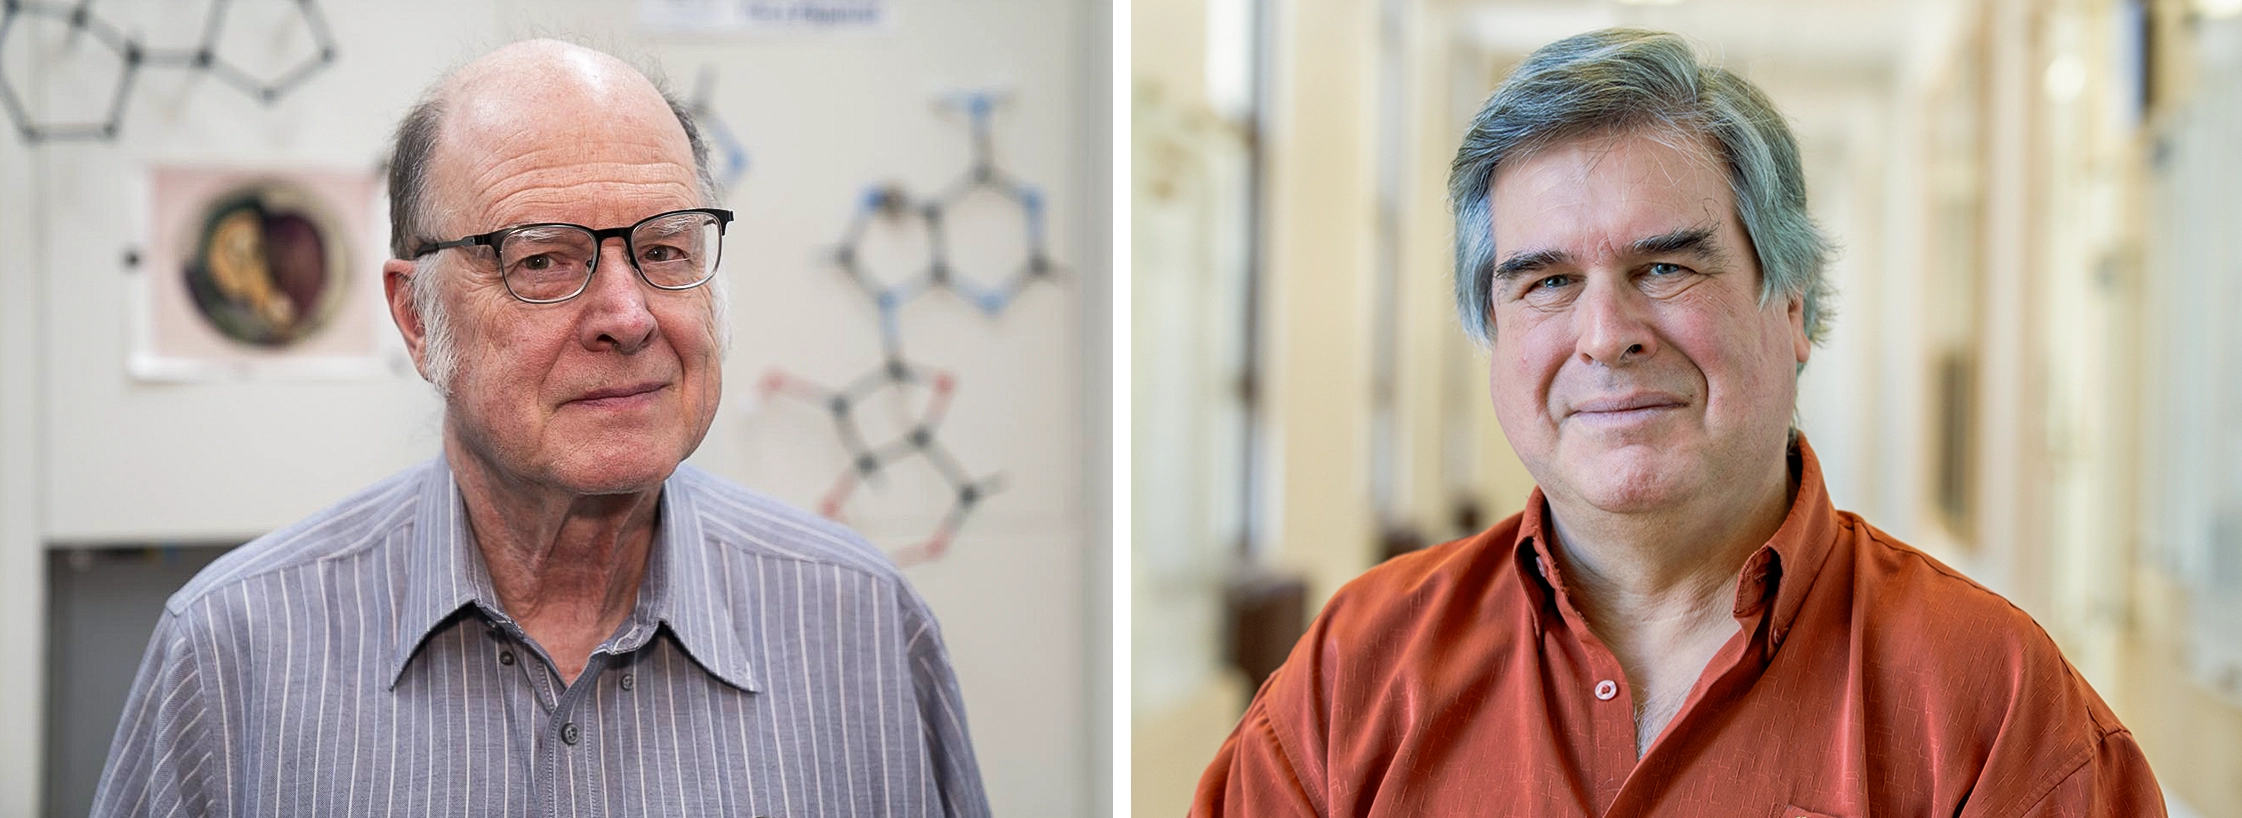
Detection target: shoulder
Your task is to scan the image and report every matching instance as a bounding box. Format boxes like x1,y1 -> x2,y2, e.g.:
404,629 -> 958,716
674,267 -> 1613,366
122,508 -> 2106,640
1839,515 -> 2131,742
670,466 -> 958,661
671,464 -> 912,589
1258,513 -> 1528,713
1312,513 -> 1528,650
163,461 -> 427,618
1844,517 -> 2070,672
1235,515 -> 1529,795
1837,517 -> 2159,805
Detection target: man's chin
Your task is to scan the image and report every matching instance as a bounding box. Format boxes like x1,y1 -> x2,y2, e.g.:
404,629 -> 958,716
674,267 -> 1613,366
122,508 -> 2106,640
548,448 -> 685,496
1576,483 -> 1693,516
1550,448 -> 1698,514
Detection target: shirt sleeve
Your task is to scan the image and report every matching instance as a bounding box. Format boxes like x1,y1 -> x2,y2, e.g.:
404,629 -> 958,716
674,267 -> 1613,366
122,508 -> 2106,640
2003,728 -> 2166,818
903,592 -> 992,818
1950,634 -> 2168,818
91,606 -> 227,818
1191,696 -> 1324,817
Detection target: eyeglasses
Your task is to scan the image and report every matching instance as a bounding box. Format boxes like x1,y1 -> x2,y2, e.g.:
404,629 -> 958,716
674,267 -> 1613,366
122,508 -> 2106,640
412,208 -> 734,304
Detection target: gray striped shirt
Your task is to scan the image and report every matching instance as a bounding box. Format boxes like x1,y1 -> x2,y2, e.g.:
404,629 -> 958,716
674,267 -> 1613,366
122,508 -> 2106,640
91,456 -> 989,817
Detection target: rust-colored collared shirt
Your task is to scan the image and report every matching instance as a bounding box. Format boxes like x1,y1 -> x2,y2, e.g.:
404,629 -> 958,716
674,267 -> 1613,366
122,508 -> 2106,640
1194,438 -> 2162,817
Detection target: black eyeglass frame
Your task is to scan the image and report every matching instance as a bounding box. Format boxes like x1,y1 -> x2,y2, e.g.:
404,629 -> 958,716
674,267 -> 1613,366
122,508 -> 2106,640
411,207 -> 735,304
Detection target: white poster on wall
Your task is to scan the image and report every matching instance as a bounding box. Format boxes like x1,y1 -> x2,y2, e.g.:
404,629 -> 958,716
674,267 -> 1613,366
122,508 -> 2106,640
130,166 -> 390,381
636,0 -> 892,34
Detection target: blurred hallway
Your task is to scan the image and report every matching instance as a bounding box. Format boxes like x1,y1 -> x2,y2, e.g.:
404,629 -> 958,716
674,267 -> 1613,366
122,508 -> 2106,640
1133,0 -> 2242,814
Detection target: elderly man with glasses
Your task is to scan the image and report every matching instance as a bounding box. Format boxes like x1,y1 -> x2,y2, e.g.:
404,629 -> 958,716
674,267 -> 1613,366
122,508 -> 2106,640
91,40 -> 988,817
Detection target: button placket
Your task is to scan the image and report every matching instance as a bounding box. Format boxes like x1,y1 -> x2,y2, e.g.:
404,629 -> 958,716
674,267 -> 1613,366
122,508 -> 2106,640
522,654 -> 560,712
535,652 -> 612,814
486,624 -> 538,701
476,620 -> 540,795
486,625 -> 515,666
1561,623 -> 1639,797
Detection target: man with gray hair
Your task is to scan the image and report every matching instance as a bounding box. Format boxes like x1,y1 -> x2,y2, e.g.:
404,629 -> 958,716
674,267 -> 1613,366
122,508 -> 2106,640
1194,28 -> 2161,816
93,40 -> 988,817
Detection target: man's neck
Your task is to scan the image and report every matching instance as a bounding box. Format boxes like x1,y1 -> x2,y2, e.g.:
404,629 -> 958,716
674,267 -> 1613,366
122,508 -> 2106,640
1541,451 -> 1796,755
444,440 -> 662,686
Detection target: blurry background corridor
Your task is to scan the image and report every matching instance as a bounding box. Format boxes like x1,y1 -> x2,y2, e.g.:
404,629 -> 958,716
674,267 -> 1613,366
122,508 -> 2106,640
1133,0 -> 2242,814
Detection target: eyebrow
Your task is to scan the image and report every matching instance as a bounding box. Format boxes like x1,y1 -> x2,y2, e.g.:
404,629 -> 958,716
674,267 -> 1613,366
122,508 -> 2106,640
1492,249 -> 1570,281
509,224 -> 584,242
637,221 -> 695,238
1490,225 -> 1722,281
1631,226 -> 1721,259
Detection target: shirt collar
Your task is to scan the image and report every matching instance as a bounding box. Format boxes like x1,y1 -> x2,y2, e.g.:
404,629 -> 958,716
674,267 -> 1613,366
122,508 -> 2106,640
386,458 -> 763,693
387,457 -> 497,689
1509,431 -> 1842,651
636,470 -> 762,693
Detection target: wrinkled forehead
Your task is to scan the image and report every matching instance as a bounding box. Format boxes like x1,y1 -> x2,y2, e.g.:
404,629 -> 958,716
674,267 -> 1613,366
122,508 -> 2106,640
426,48 -> 697,213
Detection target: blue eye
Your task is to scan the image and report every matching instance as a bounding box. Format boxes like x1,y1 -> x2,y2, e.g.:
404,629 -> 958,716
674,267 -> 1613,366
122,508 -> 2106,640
1535,275 -> 1569,290
1648,262 -> 1685,276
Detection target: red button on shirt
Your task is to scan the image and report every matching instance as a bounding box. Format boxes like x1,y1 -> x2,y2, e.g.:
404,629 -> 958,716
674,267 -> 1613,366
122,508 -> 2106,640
1192,435 -> 2163,817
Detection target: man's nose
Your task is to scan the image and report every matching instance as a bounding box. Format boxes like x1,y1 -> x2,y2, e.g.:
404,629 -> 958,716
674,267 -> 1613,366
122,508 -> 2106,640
1573,275 -> 1658,365
575,238 -> 659,353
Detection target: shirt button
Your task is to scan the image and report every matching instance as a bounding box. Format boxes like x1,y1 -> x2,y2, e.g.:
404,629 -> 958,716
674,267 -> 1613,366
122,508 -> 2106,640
560,722 -> 580,745
1594,679 -> 1618,701
498,651 -> 515,666
620,673 -> 634,691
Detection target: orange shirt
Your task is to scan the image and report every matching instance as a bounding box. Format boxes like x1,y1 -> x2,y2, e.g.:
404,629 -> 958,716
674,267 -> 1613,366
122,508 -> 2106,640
1193,437 -> 2162,817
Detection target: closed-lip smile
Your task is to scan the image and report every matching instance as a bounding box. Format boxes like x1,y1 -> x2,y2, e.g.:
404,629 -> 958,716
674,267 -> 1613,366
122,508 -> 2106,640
569,381 -> 667,407
1569,392 -> 1687,418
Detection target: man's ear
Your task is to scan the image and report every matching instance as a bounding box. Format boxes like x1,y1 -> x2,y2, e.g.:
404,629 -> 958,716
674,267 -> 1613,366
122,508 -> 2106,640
383,258 -> 431,377
1788,292 -> 1812,365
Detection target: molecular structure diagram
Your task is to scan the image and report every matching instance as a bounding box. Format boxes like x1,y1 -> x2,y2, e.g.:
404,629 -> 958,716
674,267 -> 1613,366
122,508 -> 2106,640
687,66 -> 750,193
761,90 -> 1058,566
0,0 -> 338,142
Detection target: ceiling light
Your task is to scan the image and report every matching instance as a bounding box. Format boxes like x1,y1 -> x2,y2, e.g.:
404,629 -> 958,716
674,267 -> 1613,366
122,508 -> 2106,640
2044,54 -> 2087,102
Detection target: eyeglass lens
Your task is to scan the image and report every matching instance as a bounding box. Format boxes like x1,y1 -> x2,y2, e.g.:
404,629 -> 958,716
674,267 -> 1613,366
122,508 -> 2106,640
498,211 -> 725,302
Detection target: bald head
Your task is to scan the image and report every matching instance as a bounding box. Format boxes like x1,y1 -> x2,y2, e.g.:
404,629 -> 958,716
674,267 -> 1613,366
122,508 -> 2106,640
386,39 -> 716,259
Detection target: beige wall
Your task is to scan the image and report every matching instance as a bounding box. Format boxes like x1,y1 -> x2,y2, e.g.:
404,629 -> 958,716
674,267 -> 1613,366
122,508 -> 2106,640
1259,0 -> 1380,606
1129,0 -> 1244,814
2121,2 -> 2242,811
1130,0 -> 1396,813
1951,0 -> 2242,810
1398,8 -> 1539,553
2128,571 -> 2242,815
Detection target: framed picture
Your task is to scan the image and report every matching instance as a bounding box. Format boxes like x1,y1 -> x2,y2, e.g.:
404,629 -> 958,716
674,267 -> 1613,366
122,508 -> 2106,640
132,165 -> 390,380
